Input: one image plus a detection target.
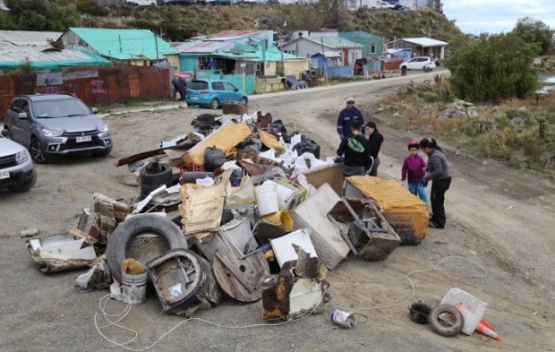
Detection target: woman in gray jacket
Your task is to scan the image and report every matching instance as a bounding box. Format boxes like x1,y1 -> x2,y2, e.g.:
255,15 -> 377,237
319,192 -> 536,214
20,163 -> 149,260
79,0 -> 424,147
420,138 -> 451,229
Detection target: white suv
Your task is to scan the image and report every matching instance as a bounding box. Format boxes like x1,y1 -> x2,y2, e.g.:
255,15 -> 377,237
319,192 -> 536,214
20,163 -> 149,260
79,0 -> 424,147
0,133 -> 36,192
400,56 -> 436,71
126,0 -> 157,6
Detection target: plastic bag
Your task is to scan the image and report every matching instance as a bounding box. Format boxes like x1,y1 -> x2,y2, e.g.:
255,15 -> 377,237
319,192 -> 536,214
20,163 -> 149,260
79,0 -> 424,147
204,146 -> 227,172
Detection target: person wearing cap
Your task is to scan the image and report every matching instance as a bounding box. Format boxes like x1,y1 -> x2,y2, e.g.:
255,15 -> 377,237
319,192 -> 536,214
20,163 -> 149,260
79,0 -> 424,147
336,120 -> 369,177
336,97 -> 364,141
401,140 -> 429,205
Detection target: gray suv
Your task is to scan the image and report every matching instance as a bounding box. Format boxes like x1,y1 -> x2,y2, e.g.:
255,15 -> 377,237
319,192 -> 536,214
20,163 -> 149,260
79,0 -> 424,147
2,93 -> 112,164
0,134 -> 36,192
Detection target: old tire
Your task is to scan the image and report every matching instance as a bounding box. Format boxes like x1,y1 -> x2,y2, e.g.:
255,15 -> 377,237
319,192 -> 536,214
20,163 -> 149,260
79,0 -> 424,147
429,304 -> 464,337
408,303 -> 432,324
106,214 -> 188,284
29,138 -> 49,164
139,162 -> 173,197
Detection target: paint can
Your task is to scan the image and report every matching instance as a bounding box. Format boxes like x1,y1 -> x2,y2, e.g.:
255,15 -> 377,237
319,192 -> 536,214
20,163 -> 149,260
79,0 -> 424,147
331,308 -> 357,328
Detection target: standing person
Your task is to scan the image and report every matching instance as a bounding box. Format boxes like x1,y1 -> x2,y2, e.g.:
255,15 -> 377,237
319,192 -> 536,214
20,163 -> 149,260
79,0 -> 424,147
365,121 -> 383,176
401,140 -> 429,204
336,97 -> 364,141
336,121 -> 369,177
420,138 -> 452,229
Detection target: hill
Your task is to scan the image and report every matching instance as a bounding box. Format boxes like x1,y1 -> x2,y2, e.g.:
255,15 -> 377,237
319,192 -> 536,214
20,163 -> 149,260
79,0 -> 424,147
81,4 -> 462,43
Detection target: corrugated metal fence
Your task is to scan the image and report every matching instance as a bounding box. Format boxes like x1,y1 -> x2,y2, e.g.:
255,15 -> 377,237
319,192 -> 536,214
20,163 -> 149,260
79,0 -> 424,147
0,66 -> 170,118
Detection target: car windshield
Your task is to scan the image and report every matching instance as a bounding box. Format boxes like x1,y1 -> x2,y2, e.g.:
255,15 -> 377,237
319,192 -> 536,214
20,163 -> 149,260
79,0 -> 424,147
32,98 -> 91,118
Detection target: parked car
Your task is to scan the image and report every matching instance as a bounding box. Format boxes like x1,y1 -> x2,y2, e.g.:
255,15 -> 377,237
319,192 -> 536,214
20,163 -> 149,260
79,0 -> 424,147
400,56 -> 436,71
2,93 -> 112,164
0,133 -> 36,192
126,0 -> 157,5
186,79 -> 248,109
158,0 -> 196,4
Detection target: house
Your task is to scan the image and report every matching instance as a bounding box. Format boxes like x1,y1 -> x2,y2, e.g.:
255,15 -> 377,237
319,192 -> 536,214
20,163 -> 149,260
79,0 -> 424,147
339,31 -> 385,57
281,32 -> 363,67
388,37 -> 448,59
0,30 -> 111,72
60,28 -> 180,69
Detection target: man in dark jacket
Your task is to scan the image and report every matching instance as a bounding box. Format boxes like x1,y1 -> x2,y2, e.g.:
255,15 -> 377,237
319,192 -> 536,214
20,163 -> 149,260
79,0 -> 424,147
336,97 -> 364,141
337,121 -> 369,177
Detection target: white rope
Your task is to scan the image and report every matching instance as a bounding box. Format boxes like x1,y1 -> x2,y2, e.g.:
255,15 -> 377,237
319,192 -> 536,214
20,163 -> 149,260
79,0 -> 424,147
94,255 -> 486,350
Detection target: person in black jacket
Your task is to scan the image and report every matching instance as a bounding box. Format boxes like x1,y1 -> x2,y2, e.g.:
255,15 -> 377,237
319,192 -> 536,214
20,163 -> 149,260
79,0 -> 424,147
365,120 -> 384,176
336,97 -> 364,141
336,121 -> 369,177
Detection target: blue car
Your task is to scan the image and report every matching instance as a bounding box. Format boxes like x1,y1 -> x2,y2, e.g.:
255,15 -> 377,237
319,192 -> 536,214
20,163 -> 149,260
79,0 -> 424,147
185,79 -> 248,109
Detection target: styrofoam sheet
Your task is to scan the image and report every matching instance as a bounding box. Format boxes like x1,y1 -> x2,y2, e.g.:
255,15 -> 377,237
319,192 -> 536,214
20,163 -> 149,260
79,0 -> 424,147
270,229 -> 317,268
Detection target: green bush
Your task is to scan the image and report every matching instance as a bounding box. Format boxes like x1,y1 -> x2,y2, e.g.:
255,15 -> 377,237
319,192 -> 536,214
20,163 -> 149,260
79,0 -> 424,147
445,33 -> 539,103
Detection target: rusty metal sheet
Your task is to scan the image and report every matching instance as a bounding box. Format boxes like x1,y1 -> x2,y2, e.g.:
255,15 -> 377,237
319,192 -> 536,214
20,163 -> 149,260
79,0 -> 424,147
179,182 -> 225,235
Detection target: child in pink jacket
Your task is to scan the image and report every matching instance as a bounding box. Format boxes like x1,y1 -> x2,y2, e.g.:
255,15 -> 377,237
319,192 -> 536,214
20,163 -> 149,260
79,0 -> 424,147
401,140 -> 429,204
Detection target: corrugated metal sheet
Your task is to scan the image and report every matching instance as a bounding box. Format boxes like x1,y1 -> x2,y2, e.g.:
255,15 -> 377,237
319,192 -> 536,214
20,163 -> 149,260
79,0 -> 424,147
175,41 -> 237,54
203,30 -> 269,41
310,36 -> 362,49
0,30 -> 63,51
0,49 -> 111,70
68,28 -> 178,60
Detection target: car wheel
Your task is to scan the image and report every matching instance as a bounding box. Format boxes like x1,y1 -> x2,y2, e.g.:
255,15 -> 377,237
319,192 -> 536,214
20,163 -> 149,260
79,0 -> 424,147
106,214 -> 189,284
2,128 -> 12,139
91,145 -> 113,157
8,169 -> 37,193
139,162 -> 173,198
30,138 -> 49,164
210,98 -> 219,109
239,97 -> 248,106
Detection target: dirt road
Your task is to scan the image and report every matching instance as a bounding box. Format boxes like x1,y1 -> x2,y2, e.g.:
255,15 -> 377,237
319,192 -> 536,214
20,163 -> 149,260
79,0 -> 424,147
1,71 -> 554,352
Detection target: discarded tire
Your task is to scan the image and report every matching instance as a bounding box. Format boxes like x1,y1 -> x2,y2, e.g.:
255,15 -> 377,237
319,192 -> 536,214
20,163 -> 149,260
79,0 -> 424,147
408,303 -> 432,324
139,162 -> 173,198
106,214 -> 188,284
429,304 -> 465,337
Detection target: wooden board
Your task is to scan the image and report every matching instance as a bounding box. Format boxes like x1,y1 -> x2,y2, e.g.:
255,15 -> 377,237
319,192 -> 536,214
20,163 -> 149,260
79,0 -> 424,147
212,247 -> 269,303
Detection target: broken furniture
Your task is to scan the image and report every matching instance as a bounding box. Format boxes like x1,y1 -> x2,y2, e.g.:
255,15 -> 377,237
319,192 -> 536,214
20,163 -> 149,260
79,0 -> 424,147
344,176 -> 429,244
328,197 -> 401,261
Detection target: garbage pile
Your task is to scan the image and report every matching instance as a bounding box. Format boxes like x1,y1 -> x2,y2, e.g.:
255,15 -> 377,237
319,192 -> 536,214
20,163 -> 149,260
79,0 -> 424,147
24,103 -> 427,321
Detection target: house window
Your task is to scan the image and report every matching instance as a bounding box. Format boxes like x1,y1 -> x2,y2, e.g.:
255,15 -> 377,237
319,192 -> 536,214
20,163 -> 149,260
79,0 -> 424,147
370,43 -> 376,54
284,50 -> 296,55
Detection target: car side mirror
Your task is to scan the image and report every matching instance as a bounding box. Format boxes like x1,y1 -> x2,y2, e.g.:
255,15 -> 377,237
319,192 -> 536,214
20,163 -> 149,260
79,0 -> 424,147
91,107 -> 99,114
17,112 -> 28,119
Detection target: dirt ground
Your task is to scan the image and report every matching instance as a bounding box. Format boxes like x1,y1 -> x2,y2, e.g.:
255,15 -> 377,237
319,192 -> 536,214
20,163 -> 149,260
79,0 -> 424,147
1,71 -> 554,352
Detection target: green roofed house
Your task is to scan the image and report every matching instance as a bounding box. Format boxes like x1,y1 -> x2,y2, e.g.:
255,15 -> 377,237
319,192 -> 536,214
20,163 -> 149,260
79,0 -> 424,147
61,28 -> 179,70
0,30 -> 111,72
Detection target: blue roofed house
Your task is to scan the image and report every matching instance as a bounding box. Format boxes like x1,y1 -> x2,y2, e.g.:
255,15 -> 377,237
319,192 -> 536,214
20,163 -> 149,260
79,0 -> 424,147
60,28 -> 180,70
0,30 -> 111,72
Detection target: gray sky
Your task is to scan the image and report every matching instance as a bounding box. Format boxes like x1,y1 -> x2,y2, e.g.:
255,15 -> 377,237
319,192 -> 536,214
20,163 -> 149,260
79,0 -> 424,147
442,0 -> 555,34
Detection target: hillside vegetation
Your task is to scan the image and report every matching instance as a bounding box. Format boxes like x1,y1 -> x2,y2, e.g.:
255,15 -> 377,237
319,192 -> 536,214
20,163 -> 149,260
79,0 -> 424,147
79,3 -> 462,42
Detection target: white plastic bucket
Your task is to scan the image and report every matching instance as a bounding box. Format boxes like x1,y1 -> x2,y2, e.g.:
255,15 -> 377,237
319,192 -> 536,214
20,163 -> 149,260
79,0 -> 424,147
121,271 -> 148,304
254,180 -> 279,216
275,182 -> 298,211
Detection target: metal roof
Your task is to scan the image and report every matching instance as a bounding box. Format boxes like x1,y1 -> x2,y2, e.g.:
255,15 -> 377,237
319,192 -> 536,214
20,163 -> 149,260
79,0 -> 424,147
174,41 -> 237,54
68,28 -> 178,60
0,49 -> 111,70
0,30 -> 63,51
202,30 -> 270,41
311,50 -> 341,58
401,37 -> 448,47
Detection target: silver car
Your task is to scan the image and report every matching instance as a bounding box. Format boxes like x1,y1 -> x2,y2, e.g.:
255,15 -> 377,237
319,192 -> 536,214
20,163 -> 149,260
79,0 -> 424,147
0,133 -> 36,192
2,93 -> 112,164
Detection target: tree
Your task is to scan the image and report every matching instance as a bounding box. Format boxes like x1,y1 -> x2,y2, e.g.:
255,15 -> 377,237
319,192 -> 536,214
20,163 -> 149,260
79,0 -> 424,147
512,17 -> 553,55
318,0 -> 348,30
445,32 -> 538,102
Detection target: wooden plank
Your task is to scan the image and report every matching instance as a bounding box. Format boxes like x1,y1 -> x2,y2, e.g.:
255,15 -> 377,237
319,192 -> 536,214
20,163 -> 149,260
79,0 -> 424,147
212,247 -> 269,303
115,148 -> 164,167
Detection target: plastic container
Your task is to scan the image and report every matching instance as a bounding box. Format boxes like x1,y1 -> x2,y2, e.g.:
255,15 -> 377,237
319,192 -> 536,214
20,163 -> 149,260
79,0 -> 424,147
254,180 -> 279,216
121,271 -> 148,304
274,182 -> 298,211
440,287 -> 488,335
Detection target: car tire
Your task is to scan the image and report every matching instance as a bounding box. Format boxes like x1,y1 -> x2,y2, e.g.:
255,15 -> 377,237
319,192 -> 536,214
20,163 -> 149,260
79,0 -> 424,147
139,162 -> 173,197
29,137 -> 49,164
239,97 -> 248,105
106,214 -> 188,284
91,145 -> 113,157
8,169 -> 37,193
428,304 -> 465,337
210,98 -> 219,109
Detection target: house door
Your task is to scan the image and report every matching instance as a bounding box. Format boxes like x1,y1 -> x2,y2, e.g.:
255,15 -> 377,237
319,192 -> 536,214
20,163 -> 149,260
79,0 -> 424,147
343,49 -> 349,66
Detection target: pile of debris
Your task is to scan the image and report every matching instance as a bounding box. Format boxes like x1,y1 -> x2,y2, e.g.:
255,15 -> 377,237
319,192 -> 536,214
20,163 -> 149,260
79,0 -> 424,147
25,103 -> 429,321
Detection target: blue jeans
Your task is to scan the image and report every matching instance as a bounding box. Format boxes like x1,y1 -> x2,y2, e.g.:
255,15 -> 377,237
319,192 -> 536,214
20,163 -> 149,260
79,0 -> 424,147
408,182 -> 429,204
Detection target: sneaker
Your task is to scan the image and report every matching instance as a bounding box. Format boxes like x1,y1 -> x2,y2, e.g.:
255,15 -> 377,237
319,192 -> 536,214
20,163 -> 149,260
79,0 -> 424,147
428,222 -> 444,229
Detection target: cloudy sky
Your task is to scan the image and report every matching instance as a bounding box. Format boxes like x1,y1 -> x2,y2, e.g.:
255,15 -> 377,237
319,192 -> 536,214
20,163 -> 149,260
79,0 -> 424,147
442,0 -> 555,35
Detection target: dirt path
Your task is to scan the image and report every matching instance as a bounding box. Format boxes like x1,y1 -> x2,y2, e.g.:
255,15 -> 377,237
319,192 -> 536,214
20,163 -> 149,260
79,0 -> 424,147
1,71 -> 554,351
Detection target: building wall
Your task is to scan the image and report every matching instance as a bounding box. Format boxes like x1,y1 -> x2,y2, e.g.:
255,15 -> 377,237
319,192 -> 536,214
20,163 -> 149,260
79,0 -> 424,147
281,39 -> 324,59
340,32 -> 384,57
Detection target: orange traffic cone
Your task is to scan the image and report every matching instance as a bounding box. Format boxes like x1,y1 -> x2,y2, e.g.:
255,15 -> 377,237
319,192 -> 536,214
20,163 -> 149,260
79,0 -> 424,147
476,319 -> 501,341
